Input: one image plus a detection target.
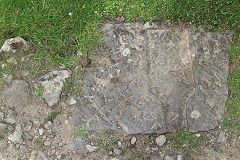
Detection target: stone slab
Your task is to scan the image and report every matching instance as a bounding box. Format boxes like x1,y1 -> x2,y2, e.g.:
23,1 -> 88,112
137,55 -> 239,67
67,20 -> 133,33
74,22 -> 232,135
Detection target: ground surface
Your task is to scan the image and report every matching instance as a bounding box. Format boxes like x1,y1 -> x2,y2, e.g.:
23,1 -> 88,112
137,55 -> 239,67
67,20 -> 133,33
0,22 -> 239,160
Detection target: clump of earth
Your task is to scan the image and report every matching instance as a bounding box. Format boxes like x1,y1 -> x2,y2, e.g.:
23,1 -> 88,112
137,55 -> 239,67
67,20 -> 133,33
0,22 -> 239,160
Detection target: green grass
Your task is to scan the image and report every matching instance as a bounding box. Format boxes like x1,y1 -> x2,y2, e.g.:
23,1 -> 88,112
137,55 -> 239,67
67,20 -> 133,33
96,131 -> 118,149
170,130 -> 205,158
33,138 -> 45,151
75,124 -> 90,139
44,110 -> 61,124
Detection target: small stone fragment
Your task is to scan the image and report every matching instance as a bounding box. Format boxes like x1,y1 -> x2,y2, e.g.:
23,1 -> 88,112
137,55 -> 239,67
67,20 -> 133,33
24,121 -> 32,132
20,144 -> 28,153
39,128 -> 44,136
44,141 -> 50,146
0,37 -> 30,53
195,134 -> 201,137
118,141 -> 122,147
177,155 -> 183,160
86,144 -> 98,152
2,73 -> 13,84
110,158 -> 119,160
8,124 -> 23,143
113,148 -> 122,155
131,136 -> 137,145
0,112 -> 4,120
69,98 -> 77,105
217,131 -> 227,144
165,155 -> 174,160
38,70 -> 70,107
156,135 -> 166,146
70,137 -> 83,149
43,121 -> 53,130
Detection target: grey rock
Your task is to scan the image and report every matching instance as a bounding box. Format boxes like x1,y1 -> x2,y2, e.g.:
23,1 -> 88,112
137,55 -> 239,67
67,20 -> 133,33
29,151 -> 48,160
24,121 -> 32,132
110,158 -> 119,160
39,128 -> 44,136
156,135 -> 166,146
2,73 -> 13,84
5,117 -> 16,124
118,141 -> 122,147
0,112 -> 4,120
177,155 -> 183,160
165,155 -> 174,160
70,137 -> 84,149
0,80 -> 31,109
38,70 -> 69,106
8,124 -> 23,143
0,139 -> 8,150
43,121 -> 53,130
44,141 -> 50,146
74,23 -> 232,135
86,144 -> 98,152
131,136 -> 137,145
20,144 -> 28,153
217,131 -> 227,144
69,98 -> 77,105
0,123 -> 7,132
0,37 -> 30,53
113,148 -> 122,155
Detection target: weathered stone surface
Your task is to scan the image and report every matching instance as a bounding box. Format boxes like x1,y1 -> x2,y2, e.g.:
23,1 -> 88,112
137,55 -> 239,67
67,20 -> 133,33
38,70 -> 69,107
0,80 -> 31,108
8,124 -> 23,143
74,22 -> 232,135
0,37 -> 30,53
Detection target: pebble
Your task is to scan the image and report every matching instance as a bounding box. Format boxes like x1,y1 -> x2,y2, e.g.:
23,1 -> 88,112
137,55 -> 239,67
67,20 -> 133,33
109,151 -> 113,155
0,112 -> 4,120
113,148 -> 122,155
165,155 -> 174,160
177,155 -> 183,160
110,158 -> 119,160
39,128 -> 44,136
8,124 -> 23,143
44,121 -> 53,130
2,73 -> 13,84
86,144 -> 98,152
65,120 -> 69,124
7,57 -> 17,65
118,141 -> 122,147
57,155 -> 61,159
131,136 -> 137,145
69,98 -> 77,105
70,137 -> 83,149
156,135 -> 166,146
24,121 -> 33,132
20,144 -> 28,153
195,134 -> 201,137
146,145 -> 151,152
217,131 -> 227,144
44,141 -> 51,146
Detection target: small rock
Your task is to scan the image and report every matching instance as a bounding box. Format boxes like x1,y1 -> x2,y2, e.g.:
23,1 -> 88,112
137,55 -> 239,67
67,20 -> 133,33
7,57 -> 17,65
52,149 -> 56,154
0,112 -> 4,120
0,123 -> 7,132
217,131 -> 227,144
69,98 -> 77,105
110,158 -> 119,160
131,136 -> 137,145
86,144 -> 98,152
29,151 -> 48,160
8,124 -> 23,143
65,120 -> 69,124
195,134 -> 201,137
113,148 -> 122,155
70,137 -> 83,149
24,121 -> 32,132
2,73 -> 13,84
57,155 -> 61,159
0,139 -> 8,150
145,145 -> 151,152
118,141 -> 122,147
177,155 -> 183,160
43,121 -> 53,130
0,37 -> 30,53
44,141 -> 50,146
152,146 -> 158,151
165,155 -> 174,160
38,70 -> 70,107
109,151 -> 113,155
156,135 -> 166,146
2,64 -> 7,68
20,144 -> 28,153
5,117 -> 16,124
39,128 -> 44,136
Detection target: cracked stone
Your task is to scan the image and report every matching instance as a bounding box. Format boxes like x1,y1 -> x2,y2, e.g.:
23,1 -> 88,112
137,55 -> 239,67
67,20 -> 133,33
0,37 -> 30,53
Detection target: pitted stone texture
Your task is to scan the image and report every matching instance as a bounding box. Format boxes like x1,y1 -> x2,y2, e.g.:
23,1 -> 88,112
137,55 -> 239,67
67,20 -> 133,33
39,70 -> 69,107
0,37 -> 30,53
74,23 -> 232,135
